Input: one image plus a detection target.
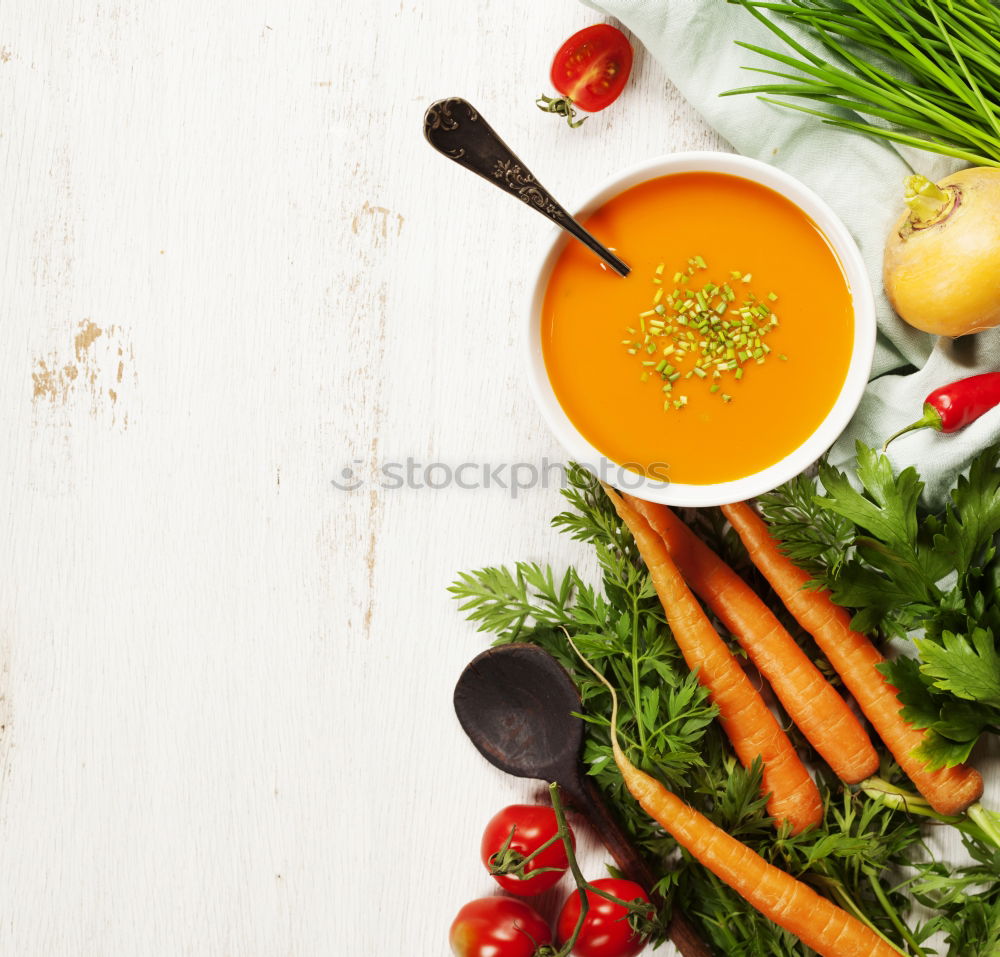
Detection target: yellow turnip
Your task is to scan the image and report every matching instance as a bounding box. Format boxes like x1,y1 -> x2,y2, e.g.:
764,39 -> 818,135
883,168 -> 1000,338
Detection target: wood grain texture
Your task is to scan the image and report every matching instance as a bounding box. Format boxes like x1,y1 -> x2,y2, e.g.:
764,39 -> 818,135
0,1 -> 990,955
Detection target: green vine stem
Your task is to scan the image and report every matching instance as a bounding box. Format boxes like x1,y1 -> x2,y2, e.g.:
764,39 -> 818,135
492,783 -> 660,957
535,94 -> 586,129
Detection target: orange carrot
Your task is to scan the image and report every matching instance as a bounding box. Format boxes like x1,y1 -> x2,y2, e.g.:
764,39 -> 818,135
722,500 -> 983,817
574,645 -> 904,957
605,488 -> 823,834
618,747 -> 902,957
625,495 -> 879,785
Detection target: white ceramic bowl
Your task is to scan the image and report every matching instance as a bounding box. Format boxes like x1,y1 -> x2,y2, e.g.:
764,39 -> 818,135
526,151 -> 876,507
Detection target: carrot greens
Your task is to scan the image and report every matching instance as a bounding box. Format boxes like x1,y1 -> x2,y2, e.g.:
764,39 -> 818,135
760,443 -> 1000,770
450,463 -> 995,955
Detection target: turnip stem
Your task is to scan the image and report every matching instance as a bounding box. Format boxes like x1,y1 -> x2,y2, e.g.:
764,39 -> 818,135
903,175 -> 956,224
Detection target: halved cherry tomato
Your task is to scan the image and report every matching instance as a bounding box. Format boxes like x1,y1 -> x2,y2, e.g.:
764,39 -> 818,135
556,878 -> 652,957
450,896 -> 552,957
481,804 -> 575,895
538,24 -> 633,127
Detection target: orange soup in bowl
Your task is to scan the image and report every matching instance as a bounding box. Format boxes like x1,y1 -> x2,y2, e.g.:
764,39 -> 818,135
540,172 -> 854,486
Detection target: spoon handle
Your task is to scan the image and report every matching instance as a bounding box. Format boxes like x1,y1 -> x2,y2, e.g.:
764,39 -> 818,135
423,97 -> 630,277
561,773 -> 714,957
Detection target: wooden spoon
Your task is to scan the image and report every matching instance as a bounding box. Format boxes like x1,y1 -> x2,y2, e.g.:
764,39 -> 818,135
453,642 -> 712,957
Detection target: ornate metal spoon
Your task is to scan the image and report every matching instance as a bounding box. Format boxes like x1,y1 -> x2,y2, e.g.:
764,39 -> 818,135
454,642 -> 711,957
423,98 -> 630,277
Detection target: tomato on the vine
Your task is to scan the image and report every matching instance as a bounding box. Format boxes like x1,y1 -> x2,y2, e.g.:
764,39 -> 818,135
538,24 -> 634,127
557,878 -> 653,957
481,804 -> 574,895
450,896 -> 552,957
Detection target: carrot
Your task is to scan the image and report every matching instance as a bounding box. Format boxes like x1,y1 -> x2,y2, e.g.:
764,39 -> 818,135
722,500 -> 983,817
605,487 -> 823,834
574,642 -> 904,957
625,495 -> 879,785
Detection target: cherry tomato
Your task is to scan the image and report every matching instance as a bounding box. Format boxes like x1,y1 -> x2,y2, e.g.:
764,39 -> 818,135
538,24 -> 633,127
450,896 -> 552,957
481,804 -> 575,895
556,878 -> 652,957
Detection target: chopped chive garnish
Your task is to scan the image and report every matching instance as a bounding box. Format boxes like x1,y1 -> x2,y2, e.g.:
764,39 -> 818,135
625,259 -> 786,412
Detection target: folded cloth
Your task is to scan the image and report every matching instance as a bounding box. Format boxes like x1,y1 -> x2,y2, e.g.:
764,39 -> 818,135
581,0 -> 1000,504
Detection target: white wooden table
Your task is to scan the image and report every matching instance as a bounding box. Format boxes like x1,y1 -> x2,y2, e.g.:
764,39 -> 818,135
3,2 -> 989,955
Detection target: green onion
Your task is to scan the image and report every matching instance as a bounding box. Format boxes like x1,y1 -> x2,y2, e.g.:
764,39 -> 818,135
725,0 -> 1000,168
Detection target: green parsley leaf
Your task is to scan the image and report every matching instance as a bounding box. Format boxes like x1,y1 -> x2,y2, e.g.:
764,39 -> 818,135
915,628 -> 1000,710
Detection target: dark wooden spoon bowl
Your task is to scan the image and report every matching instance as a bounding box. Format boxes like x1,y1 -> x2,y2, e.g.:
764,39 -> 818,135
454,643 -> 712,957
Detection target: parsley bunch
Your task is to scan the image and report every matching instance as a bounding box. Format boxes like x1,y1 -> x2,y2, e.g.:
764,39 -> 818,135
760,443 -> 1000,770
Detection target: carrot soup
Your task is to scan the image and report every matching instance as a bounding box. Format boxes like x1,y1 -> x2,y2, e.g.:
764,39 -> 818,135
540,172 -> 854,485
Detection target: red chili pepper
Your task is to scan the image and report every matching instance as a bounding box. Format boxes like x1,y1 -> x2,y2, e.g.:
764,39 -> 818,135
883,371 -> 1000,450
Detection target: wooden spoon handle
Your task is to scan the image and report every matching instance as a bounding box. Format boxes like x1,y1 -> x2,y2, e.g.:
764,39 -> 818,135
561,773 -> 714,957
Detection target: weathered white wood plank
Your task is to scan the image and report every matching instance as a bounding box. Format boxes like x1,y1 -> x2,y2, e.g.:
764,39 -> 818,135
2,1 -> 987,955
